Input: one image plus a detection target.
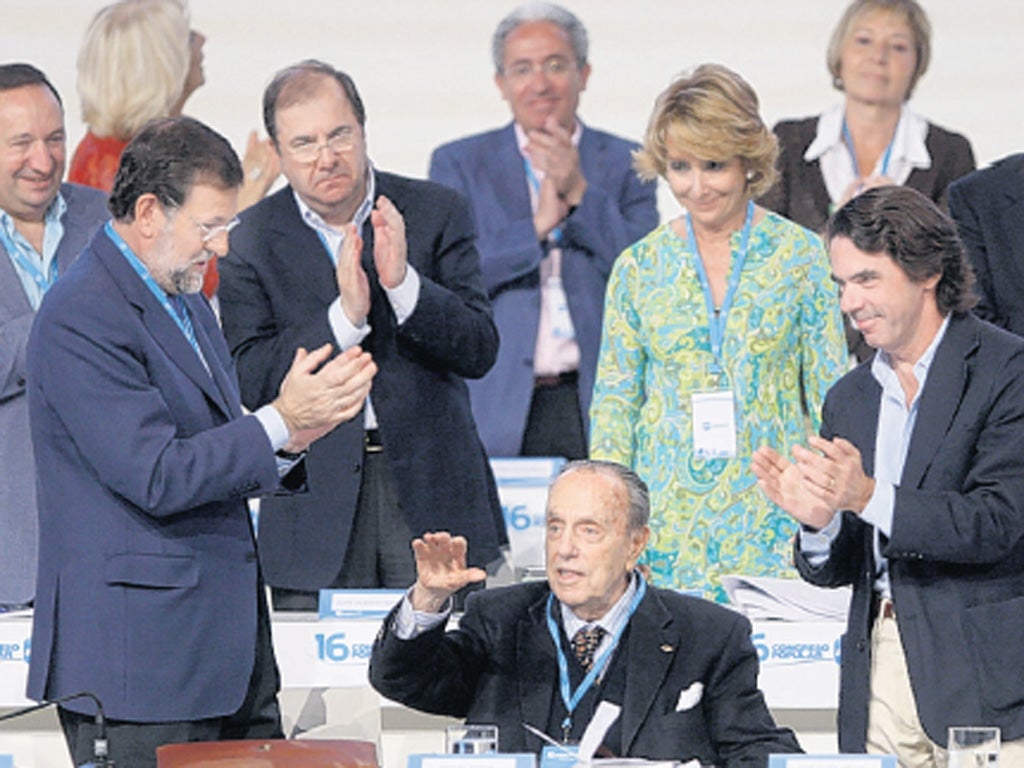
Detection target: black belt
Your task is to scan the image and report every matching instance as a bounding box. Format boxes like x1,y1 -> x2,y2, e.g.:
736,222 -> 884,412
872,594 -> 896,620
365,429 -> 383,453
534,370 -> 578,389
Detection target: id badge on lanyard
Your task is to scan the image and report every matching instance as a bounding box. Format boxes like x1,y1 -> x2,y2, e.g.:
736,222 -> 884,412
691,387 -> 737,459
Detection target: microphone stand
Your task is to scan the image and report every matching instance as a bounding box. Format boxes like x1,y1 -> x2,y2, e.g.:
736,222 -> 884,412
0,691 -> 112,768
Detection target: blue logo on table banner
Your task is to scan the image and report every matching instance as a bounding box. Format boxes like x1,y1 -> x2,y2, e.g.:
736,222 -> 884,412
502,504 -> 544,531
314,632 -> 372,663
0,637 -> 30,663
752,632 -> 842,667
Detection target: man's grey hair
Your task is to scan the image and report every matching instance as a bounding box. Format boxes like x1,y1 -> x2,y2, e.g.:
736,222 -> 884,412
492,2 -> 588,72
556,459 -> 649,532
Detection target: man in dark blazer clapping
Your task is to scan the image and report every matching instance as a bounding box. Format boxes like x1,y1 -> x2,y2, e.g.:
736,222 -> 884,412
754,187 -> 1024,765
219,60 -> 506,609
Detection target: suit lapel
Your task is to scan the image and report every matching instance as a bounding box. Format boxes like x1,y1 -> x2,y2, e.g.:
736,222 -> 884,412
620,590 -> 677,754
495,124 -> 534,222
0,238 -> 32,317
270,190 -> 340,307
900,316 -> 975,488
848,368 -> 881,476
578,124 -> 606,190
187,295 -> 241,418
95,232 -> 236,420
518,594 -> 559,749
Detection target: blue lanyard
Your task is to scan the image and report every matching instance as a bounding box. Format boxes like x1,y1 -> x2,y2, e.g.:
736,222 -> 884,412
523,158 -> 563,245
545,576 -> 646,741
842,118 -> 894,178
104,222 -> 202,359
0,225 -> 57,297
686,200 -> 754,376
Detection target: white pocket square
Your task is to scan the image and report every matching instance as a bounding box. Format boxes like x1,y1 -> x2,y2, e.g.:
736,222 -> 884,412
675,681 -> 704,711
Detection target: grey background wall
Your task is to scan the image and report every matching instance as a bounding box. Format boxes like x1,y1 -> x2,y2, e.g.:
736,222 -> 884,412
3,0 -> 1021,219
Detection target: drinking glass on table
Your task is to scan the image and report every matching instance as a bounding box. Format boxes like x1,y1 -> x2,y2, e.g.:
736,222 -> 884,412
948,726 -> 1000,767
445,723 -> 499,754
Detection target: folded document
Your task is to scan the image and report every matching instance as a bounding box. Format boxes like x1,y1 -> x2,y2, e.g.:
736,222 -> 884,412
721,575 -> 851,622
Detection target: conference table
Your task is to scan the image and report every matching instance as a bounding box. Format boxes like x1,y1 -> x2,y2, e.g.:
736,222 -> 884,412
0,610 -> 842,767
0,460 -> 843,765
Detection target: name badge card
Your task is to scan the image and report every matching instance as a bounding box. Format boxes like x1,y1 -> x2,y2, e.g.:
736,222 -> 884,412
409,754 -> 535,768
318,589 -> 405,620
769,756 -> 897,768
691,389 -> 737,459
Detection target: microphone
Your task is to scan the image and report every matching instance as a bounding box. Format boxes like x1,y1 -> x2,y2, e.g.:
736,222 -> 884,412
0,691 -> 112,768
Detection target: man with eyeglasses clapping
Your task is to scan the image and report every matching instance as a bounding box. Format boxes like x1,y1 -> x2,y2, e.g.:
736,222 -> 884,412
219,60 -> 506,609
429,3 -> 658,463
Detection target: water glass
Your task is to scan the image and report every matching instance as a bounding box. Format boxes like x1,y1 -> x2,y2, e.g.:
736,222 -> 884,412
948,726 -> 1000,768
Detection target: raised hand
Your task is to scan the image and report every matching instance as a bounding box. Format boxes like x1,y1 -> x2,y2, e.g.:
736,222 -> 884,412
409,532 -> 487,613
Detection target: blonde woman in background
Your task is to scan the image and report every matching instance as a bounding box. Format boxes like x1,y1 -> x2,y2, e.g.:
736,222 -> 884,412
758,0 -> 975,360
590,64 -> 847,601
69,0 -> 277,295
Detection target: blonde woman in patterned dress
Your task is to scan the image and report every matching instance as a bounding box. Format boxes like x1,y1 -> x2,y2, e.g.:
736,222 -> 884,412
590,64 -> 848,601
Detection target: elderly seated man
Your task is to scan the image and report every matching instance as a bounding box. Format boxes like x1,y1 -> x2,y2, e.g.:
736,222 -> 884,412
369,459 -> 801,766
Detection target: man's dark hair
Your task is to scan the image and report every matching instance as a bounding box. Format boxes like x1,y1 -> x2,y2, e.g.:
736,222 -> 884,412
0,62 -> 63,108
108,116 -> 243,221
262,59 -> 366,146
827,186 -> 977,315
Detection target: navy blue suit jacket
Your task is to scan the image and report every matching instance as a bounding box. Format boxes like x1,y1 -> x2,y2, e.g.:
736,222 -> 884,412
219,172 -> 506,588
429,123 -> 658,456
948,153 -> 1024,335
795,313 -> 1024,749
369,581 -> 800,766
27,227 -> 284,720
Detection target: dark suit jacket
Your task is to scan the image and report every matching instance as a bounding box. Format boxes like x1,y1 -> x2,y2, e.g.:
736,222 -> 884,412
795,313 -> 1024,750
759,115 -> 976,234
26,227 -> 285,720
429,124 -> 658,456
218,171 -> 506,587
369,581 -> 800,766
0,183 -> 107,605
948,153 -> 1024,335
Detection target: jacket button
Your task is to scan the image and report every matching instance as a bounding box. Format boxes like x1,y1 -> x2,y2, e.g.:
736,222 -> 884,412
353,463 -> 361,473
857,640 -> 866,651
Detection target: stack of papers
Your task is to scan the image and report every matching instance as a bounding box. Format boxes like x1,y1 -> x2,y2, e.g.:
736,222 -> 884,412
721,575 -> 851,622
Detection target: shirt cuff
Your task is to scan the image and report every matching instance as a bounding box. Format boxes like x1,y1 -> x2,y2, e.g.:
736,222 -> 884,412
393,589 -> 451,640
859,480 -> 895,538
383,265 -> 421,326
255,404 -> 289,451
798,511 -> 843,566
328,298 -> 372,349
255,405 -> 304,476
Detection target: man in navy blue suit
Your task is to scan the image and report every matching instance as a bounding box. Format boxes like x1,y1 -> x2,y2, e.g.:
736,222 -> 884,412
26,116 -> 375,768
429,3 -> 658,459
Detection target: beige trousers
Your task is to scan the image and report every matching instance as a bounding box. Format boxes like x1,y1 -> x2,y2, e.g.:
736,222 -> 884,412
866,609 -> 1024,767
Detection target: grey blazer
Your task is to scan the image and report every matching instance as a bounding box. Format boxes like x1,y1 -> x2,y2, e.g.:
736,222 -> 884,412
0,182 -> 108,604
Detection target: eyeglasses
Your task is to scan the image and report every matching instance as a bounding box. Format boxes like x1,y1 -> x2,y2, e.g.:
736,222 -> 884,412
286,129 -> 357,163
502,56 -> 576,82
188,213 -> 240,244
